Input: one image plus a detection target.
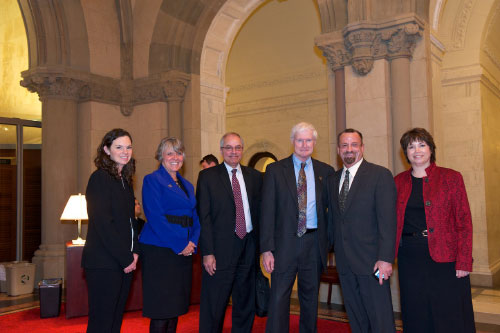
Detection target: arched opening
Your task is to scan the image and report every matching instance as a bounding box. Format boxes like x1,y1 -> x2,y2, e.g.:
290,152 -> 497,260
247,152 -> 277,172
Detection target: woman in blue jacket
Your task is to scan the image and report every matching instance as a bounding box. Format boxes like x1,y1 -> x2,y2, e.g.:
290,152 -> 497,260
140,137 -> 200,333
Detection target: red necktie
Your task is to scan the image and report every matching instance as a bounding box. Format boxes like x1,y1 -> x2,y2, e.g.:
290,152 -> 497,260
232,169 -> 246,239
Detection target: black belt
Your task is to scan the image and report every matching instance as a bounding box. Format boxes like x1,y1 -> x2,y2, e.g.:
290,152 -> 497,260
402,229 -> 428,237
165,215 -> 193,228
305,228 -> 317,234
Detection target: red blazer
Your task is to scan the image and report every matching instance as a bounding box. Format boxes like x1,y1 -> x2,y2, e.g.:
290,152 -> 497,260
394,163 -> 473,272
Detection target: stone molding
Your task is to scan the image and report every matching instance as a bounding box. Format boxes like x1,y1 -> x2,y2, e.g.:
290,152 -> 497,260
451,0 -> 474,50
20,67 -> 191,116
226,89 -> 327,118
315,15 -> 424,75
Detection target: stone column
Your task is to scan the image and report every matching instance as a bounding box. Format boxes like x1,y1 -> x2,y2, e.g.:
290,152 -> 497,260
163,80 -> 188,140
389,56 -> 412,174
383,24 -> 422,174
315,32 -> 351,166
21,75 -> 84,284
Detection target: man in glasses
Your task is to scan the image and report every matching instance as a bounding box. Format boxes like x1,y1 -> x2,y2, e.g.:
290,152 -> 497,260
197,132 -> 262,332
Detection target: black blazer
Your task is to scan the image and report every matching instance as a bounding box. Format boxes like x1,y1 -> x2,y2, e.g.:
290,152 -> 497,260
260,155 -> 335,272
196,163 -> 262,269
82,168 -> 139,270
327,160 -> 397,275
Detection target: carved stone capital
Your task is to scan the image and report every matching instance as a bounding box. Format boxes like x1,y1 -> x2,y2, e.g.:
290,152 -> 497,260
315,32 -> 351,71
163,80 -> 188,101
20,75 -> 86,101
20,67 -> 192,116
320,14 -> 425,75
380,23 -> 422,59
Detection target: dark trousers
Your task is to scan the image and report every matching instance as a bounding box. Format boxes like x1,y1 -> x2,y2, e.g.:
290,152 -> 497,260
85,268 -> 133,333
266,230 -> 322,333
338,268 -> 395,333
199,232 -> 256,333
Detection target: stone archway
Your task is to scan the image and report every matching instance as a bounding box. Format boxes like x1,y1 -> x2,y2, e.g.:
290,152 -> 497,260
199,0 -> 267,158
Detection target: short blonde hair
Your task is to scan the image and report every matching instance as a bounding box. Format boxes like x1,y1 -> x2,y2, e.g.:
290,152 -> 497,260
155,137 -> 185,162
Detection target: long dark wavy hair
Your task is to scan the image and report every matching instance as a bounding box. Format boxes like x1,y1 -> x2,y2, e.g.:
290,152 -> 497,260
94,128 -> 136,184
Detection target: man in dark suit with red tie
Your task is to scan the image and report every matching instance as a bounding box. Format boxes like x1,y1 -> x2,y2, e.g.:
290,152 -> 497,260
196,132 -> 262,333
260,122 -> 335,332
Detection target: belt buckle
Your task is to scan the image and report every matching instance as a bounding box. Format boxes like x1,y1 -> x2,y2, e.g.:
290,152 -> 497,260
421,230 -> 428,237
181,216 -> 188,228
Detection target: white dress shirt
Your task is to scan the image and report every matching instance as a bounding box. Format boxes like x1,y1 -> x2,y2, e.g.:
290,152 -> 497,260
339,158 -> 364,193
224,162 -> 253,233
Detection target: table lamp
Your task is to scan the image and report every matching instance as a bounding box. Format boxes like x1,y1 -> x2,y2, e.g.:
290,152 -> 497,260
61,193 -> 88,245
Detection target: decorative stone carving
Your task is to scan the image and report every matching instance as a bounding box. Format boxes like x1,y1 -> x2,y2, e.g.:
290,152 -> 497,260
316,37 -> 351,71
20,68 -> 192,116
315,15 -> 424,75
20,76 -> 85,101
163,80 -> 188,101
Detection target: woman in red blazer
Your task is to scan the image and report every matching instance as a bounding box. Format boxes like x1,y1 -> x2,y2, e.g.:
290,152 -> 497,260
394,128 -> 475,333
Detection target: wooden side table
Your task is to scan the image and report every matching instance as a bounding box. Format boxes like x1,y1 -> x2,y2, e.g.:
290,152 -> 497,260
65,242 -> 143,318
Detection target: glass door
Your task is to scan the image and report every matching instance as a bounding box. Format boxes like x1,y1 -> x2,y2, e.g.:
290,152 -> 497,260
0,124 -> 17,261
0,118 -> 41,261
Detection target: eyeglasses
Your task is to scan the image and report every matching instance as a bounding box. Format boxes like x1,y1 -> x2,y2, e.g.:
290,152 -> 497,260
221,145 -> 243,152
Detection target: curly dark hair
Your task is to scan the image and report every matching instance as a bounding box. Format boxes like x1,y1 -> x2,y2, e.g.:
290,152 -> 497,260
400,127 -> 436,164
94,128 -> 136,184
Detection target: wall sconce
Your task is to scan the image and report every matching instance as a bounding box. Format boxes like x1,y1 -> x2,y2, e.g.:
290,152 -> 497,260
60,193 -> 88,245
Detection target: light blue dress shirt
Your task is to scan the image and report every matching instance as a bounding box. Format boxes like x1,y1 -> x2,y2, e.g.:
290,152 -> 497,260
292,154 -> 317,229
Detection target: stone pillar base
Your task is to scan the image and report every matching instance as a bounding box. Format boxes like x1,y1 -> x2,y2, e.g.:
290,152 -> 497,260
31,243 -> 66,287
471,262 -> 500,287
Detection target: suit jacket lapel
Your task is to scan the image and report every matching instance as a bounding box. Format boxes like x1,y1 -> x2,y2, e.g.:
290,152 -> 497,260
241,166 -> 252,206
333,170 -> 342,211
217,164 -> 234,201
312,159 -> 323,216
283,156 -> 299,211
342,160 -> 368,214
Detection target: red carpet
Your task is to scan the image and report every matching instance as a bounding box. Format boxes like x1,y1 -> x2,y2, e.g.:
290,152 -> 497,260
0,304 -> 352,332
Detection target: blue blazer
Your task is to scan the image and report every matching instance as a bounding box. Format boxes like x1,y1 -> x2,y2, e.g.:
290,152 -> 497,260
139,165 -> 200,254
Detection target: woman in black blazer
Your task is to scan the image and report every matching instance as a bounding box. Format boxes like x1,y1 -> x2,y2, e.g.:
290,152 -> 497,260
82,128 -> 140,333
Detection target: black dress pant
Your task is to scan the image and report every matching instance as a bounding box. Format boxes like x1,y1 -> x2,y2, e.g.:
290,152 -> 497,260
199,232 -> 256,333
338,268 -> 395,333
85,268 -> 133,333
265,230 -> 322,333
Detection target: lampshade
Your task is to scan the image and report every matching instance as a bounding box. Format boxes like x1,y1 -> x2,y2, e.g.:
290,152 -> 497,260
61,193 -> 88,245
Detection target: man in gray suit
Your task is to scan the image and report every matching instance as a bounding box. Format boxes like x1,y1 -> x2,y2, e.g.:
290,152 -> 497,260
261,122 -> 335,332
327,128 -> 397,333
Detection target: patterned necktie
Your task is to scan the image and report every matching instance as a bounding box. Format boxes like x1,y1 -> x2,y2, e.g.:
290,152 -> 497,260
339,169 -> 350,213
232,169 -> 247,239
297,162 -> 307,237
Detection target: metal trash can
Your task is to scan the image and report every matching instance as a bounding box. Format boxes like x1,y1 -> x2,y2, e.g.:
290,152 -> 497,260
38,278 -> 62,318
5,261 -> 36,296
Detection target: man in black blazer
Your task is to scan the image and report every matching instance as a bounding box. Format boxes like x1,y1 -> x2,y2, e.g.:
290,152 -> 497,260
196,132 -> 262,333
260,122 -> 335,332
327,128 -> 397,333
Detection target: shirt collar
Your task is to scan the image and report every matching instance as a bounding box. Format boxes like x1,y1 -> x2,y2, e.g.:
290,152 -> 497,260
224,162 -> 241,174
343,158 -> 363,178
292,154 -> 312,169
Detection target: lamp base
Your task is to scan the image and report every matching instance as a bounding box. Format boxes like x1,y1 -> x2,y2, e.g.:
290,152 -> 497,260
72,237 -> 86,245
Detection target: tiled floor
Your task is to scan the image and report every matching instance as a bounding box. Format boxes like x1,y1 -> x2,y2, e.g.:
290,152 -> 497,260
1,287 -> 500,331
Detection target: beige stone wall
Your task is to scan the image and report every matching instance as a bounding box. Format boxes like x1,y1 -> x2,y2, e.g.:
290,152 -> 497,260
481,73 -> 500,285
225,0 -> 330,165
0,1 -> 40,120
345,60 -> 392,169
